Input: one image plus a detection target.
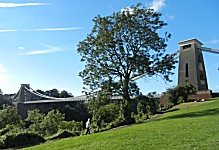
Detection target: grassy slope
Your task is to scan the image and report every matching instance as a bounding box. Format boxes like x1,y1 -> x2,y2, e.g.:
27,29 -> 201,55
23,98 -> 219,150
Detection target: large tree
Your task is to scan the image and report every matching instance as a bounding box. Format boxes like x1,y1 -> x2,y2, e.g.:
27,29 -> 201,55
77,3 -> 176,122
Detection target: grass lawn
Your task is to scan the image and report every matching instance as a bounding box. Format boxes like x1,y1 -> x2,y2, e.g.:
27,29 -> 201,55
22,97 -> 219,150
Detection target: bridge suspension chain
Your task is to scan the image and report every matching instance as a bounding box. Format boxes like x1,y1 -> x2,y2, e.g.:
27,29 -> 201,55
131,50 -> 180,81
24,86 -> 66,100
201,47 -> 219,54
24,86 -> 86,101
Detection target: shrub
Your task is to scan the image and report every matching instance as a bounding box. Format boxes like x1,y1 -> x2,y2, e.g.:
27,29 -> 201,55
106,117 -> 127,129
93,103 -> 120,123
165,81 -> 196,106
0,127 -> 10,136
0,131 -> 45,149
0,105 -> 24,129
59,120 -> 83,136
0,136 -> 5,149
46,130 -> 76,141
0,125 -> 25,136
131,112 -> 148,124
26,109 -> 65,137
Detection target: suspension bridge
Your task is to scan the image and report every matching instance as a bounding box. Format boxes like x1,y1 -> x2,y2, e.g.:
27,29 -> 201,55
13,38 -> 219,119
14,38 -> 219,103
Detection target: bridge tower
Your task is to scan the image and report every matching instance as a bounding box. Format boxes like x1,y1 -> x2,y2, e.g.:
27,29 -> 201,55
17,84 -> 32,102
178,38 -> 208,91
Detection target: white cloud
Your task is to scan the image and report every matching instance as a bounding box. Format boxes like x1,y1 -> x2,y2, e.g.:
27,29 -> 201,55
0,3 -> 52,8
25,44 -> 61,55
0,29 -> 17,32
24,27 -> 83,32
149,0 -> 166,12
121,7 -> 134,14
0,65 -> 7,73
18,47 -> 24,50
0,27 -> 82,33
167,15 -> 174,20
204,39 -> 219,44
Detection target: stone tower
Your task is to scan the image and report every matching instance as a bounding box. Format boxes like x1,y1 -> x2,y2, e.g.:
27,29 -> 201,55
178,38 -> 208,91
17,84 -> 31,102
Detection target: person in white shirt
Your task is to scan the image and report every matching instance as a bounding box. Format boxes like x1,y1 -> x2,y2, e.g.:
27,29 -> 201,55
85,118 -> 91,135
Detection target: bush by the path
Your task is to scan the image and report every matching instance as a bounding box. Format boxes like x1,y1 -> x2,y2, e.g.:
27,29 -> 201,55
0,131 -> 45,149
46,130 -> 77,141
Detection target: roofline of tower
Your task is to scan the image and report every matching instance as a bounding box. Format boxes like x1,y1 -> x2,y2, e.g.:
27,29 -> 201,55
178,38 -> 203,46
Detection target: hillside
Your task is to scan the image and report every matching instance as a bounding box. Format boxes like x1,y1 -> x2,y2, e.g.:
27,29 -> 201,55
23,97 -> 219,150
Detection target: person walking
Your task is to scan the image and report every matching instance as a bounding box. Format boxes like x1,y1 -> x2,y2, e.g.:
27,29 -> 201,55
96,116 -> 102,132
85,118 -> 91,135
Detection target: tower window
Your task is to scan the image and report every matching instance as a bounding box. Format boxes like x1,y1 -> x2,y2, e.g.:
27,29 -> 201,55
186,63 -> 189,77
183,44 -> 191,49
200,73 -> 204,80
198,55 -> 201,62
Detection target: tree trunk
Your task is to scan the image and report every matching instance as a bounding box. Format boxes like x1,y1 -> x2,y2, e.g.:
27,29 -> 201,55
122,80 -> 135,124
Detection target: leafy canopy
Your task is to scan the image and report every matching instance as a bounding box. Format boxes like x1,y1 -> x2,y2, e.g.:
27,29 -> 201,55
77,3 -> 176,97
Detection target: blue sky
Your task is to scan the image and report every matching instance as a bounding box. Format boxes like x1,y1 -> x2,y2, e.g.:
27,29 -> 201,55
0,0 -> 219,96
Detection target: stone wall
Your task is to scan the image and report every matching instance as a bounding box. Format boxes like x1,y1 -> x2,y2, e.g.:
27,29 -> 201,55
14,101 -> 91,122
159,90 -> 216,107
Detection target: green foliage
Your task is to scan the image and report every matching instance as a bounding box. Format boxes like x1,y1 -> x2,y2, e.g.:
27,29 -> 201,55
106,116 -> 127,129
93,103 -> 120,123
0,105 -> 24,129
22,98 -> 219,150
41,110 -> 65,136
33,102 -> 89,122
25,109 -> 45,134
88,90 -> 112,115
0,126 -> 10,136
0,131 -> 45,149
46,130 -> 76,141
37,88 -> 73,98
26,109 -> 65,136
131,112 -> 148,124
137,95 -> 158,115
165,81 -> 196,106
131,94 -> 159,123
60,90 -> 72,98
59,120 -> 83,136
0,125 -> 26,136
77,3 -> 176,122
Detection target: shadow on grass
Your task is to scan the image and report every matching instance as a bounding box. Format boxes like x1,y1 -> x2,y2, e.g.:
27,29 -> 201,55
157,108 -> 219,121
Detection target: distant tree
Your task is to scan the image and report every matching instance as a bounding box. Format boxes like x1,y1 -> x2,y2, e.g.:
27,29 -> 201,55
94,103 -> 120,123
87,90 -> 112,115
36,89 -> 45,94
45,89 -> 60,98
177,81 -> 196,102
51,89 -> 60,98
0,89 -> 3,101
165,81 -> 196,106
136,94 -> 158,119
3,94 -> 15,101
60,90 -> 73,98
0,93 -> 13,109
77,3 -> 176,123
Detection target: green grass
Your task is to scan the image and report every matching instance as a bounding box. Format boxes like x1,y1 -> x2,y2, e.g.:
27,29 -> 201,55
22,98 -> 219,150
